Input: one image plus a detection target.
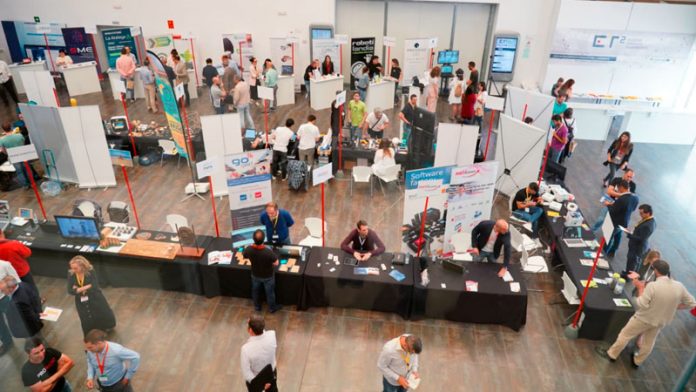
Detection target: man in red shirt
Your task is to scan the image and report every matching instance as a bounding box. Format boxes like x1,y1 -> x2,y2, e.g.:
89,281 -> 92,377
0,229 -> 38,295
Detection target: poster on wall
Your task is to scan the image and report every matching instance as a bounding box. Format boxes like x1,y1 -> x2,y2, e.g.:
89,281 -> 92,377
403,38 -> 430,84
102,28 -> 137,68
350,37 -> 375,86
222,33 -> 254,69
312,38 -> 340,68
225,150 -> 273,245
146,34 -> 174,60
60,27 -> 96,64
1,21 -> 66,62
270,37 -> 294,75
401,166 -> 453,256
442,161 -> 499,254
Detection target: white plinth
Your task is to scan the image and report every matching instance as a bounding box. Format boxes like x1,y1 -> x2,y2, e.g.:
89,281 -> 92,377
61,62 -> 101,96
310,76 -> 343,111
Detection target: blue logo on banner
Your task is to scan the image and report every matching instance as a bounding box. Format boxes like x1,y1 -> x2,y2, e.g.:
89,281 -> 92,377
240,194 -> 247,201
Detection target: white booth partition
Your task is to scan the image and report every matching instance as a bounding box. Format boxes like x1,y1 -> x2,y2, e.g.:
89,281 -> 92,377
200,113 -> 244,196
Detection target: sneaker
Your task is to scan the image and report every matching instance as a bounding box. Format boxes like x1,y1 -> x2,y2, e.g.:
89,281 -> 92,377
270,305 -> 283,314
281,176 -> 287,181
594,346 -> 616,362
630,353 -> 640,369
272,175 -> 277,180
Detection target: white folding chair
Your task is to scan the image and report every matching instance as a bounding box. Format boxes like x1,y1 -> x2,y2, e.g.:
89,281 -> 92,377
298,217 -> 327,247
158,139 -> 182,168
561,272 -> 581,305
166,214 -> 189,232
374,164 -> 401,195
509,225 -> 524,252
350,166 -> 373,196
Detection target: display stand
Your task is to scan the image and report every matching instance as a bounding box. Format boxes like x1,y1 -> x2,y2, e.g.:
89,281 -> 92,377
365,80 -> 395,113
19,70 -> 58,107
200,113 -> 244,197
504,86 -> 554,131
434,123 -> 478,167
276,75 -> 295,106
9,61 -> 47,95
61,61 -> 101,96
310,76 -> 343,110
178,99 -> 205,201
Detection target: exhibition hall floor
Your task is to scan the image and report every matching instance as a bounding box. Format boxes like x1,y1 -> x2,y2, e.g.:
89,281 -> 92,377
1,82 -> 695,391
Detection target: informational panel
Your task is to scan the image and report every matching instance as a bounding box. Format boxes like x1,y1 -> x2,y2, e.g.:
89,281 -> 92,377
434,123 -> 479,168
442,161 -> 499,253
1,21 -> 66,63
401,166 -> 453,256
146,51 -> 187,158
493,114 -> 547,197
490,35 -> 520,82
201,113 -> 244,196
504,86 -> 554,131
313,38 -> 340,66
349,37 -> 374,86
145,34 -> 175,60
102,28 -> 137,68
225,150 -> 273,236
19,70 -> 57,107
403,38 -> 430,83
270,37 -> 295,75
60,27 -> 96,63
222,33 -> 254,68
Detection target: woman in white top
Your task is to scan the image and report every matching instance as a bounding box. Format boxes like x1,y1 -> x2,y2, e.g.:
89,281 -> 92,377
372,139 -> 396,177
425,67 -> 441,113
248,57 -> 260,101
474,82 -> 487,129
448,69 -> 465,121
56,50 -> 73,67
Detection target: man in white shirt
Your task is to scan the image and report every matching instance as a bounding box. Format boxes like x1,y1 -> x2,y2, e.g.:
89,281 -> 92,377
296,115 -> 320,168
377,334 -> 422,392
0,260 -> 20,355
240,315 -> 277,392
0,59 -> 19,105
363,108 -> 390,140
270,118 -> 296,180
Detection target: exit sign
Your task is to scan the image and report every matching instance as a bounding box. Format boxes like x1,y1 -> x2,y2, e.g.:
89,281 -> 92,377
34,16 -> 40,23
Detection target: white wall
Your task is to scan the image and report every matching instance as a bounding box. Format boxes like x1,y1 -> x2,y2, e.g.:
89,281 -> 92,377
0,0 -> 335,87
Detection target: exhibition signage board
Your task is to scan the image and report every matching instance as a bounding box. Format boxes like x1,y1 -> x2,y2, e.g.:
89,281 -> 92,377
146,51 -> 187,158
61,27 -> 96,64
222,33 -> 255,65
312,163 -> 333,186
257,86 -> 274,101
224,150 -> 273,232
1,21 -> 66,62
401,166 -> 453,256
335,90 -> 346,106
7,144 -> 39,164
442,161 -> 499,253
350,37 -> 375,86
334,34 -> 349,45
146,34 -> 175,60
403,38 -> 430,83
102,28 -> 137,68
313,39 -> 340,68
270,37 -> 294,75
196,157 -> 221,180
109,149 -> 133,167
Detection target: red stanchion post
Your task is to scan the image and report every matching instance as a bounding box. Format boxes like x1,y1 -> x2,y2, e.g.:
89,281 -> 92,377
53,88 -> 60,107
415,196 -> 430,257
572,238 -> 606,328
264,100 -> 269,145
121,93 -> 137,157
538,142 -> 552,186
121,165 -> 141,229
25,161 -> 47,219
522,103 -> 528,121
208,176 -> 220,237
338,104 -> 343,171
321,183 -> 326,247
43,34 -> 55,72
483,110 -> 495,161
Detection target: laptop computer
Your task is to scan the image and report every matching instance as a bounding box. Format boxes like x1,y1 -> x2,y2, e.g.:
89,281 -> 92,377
0,200 -> 10,231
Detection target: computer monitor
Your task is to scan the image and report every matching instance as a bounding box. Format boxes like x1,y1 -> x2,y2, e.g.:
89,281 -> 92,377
231,225 -> 265,248
437,50 -> 459,64
55,215 -> 100,241
490,35 -> 519,82
245,129 -> 257,139
440,65 -> 453,75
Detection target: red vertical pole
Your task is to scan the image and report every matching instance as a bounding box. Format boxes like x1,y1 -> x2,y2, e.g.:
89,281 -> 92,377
416,196 -> 430,257
189,38 -> 200,87
521,103 -> 528,121
43,34 -> 55,72
88,33 -> 104,79
24,161 -> 47,219
338,104 -> 343,171
208,176 -> 220,237
572,238 -> 606,328
239,42 -> 244,71
53,89 -> 60,107
538,142 -> 552,186
321,182 -> 325,247
121,165 -> 141,229
483,110 -> 495,161
264,100 -> 269,145
121,93 -> 137,157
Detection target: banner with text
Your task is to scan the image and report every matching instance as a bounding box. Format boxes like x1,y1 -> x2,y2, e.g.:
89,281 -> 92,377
270,37 -> 294,75
1,21 -> 67,62
102,28 -> 137,68
146,51 -> 186,158
222,33 -> 254,69
146,34 -> 175,61
350,37 -> 375,86
403,38 -> 430,83
61,27 -> 96,64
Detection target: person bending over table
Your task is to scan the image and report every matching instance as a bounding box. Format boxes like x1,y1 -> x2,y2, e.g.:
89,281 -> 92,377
469,219 -> 511,278
243,230 -> 281,313
363,108 -> 390,140
260,202 -> 294,246
511,182 -> 543,238
340,220 -> 386,262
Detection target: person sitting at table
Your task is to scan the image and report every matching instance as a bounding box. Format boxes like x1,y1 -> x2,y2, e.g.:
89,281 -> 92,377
56,50 -> 73,68
259,202 -> 295,246
340,220 -> 386,262
363,108 -> 390,140
510,182 -> 543,238
371,139 -> 396,177
469,219 -> 511,278
321,55 -> 334,76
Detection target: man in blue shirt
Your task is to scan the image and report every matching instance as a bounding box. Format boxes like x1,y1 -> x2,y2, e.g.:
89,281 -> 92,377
84,329 -> 140,392
259,202 -> 294,246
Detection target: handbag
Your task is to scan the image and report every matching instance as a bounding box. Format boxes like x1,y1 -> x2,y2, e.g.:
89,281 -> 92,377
126,79 -> 134,90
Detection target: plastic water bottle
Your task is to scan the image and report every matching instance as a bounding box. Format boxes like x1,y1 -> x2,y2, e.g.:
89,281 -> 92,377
613,278 -> 626,295
609,272 -> 620,290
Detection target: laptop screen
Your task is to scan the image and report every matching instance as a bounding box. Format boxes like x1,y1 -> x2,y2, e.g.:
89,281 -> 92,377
245,129 -> 257,139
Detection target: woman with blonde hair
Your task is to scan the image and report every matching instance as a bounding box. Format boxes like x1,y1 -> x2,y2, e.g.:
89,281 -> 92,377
67,256 -> 116,335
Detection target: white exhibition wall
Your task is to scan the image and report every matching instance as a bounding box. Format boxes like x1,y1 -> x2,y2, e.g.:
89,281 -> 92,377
19,70 -> 57,107
434,123 -> 478,168
200,113 -> 244,197
504,86 -> 554,132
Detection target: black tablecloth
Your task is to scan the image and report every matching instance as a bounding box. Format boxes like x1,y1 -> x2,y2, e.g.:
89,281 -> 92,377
542,203 -> 634,340
330,142 -> 408,173
298,247 -> 414,318
411,260 -> 528,331
199,238 -> 307,306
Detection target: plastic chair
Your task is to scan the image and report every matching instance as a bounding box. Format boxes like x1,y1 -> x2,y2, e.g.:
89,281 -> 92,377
561,272 -> 581,305
451,231 -> 473,261
108,201 -> 130,223
509,225 -> 525,252
350,166 -> 373,196
166,214 -> 189,232
298,217 -> 327,247
374,164 -> 401,195
158,139 -> 182,168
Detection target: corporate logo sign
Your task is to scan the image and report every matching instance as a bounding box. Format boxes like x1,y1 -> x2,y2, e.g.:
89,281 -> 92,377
61,27 -> 95,63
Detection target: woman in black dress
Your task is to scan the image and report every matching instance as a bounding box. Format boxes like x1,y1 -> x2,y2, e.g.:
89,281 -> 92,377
67,256 -> 116,335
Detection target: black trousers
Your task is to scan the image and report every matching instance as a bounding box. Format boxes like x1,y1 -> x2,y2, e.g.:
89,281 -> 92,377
20,273 -> 40,297
271,150 -> 288,178
183,83 -> 190,106
0,79 -> 19,104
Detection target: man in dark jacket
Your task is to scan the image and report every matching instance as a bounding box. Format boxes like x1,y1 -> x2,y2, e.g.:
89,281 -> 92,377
604,180 -> 639,258
622,204 -> 656,279
470,219 -> 511,277
0,276 -> 43,338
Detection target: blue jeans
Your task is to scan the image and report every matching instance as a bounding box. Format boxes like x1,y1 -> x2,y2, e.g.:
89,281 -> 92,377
251,275 -> 278,311
120,76 -> 134,100
474,250 -> 496,263
549,148 -> 562,164
402,124 -> 412,146
13,162 -> 28,187
0,296 -> 13,347
350,125 -> 362,141
358,87 -> 367,102
214,106 -> 225,115
304,80 -> 310,96
512,206 -> 543,235
383,377 -> 406,392
604,227 -> 623,255
238,105 -> 255,130
591,206 -> 609,232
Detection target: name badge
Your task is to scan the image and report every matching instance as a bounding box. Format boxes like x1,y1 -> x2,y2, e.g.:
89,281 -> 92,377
272,234 -> 279,241
80,296 -> 89,303
98,376 -> 108,383
525,208 -> 530,213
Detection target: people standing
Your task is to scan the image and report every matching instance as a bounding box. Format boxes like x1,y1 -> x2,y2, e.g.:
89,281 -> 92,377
22,337 -> 75,392
0,276 -> 43,339
425,67 -> 440,113
622,204 -> 656,279
399,94 -> 418,145
201,58 -> 218,88
448,69 -> 465,121
67,256 -> 116,336
263,59 -> 279,111
591,169 -> 636,233
551,77 -> 564,97
249,57 -> 260,101
604,180 -> 639,258
559,108 -> 576,164
597,260 -> 695,368
368,55 -> 383,79
0,59 -> 20,105
270,119 -> 295,180
467,61 -> 479,86
377,334 -> 422,392
259,202 -> 295,246
210,76 -> 227,115
511,182 -> 544,238
0,259 -> 19,355
234,76 -> 255,130
470,219 -> 512,278
303,60 -> 319,98
363,108 -> 390,140
296,115 -> 320,167
460,82 -> 477,124
115,48 -> 136,103
558,78 -> 575,100
549,114 -> 568,163
340,220 -> 386,261
84,329 -> 140,392
348,92 -> 368,142
173,54 -> 190,107
390,59 -> 402,104
321,55 -> 334,75
0,229 -> 39,295
356,66 -> 370,102
240,314 -> 278,392
138,58 -> 157,113
474,82 -> 487,130
552,94 -> 568,119
242,230 -> 281,313
159,56 -> 176,89
603,131 -> 633,187
1,124 -> 28,189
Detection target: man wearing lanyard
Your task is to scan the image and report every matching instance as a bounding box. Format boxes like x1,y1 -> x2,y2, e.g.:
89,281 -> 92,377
84,329 -> 140,392
378,334 -> 422,392
340,220 -> 386,262
259,202 -> 295,246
